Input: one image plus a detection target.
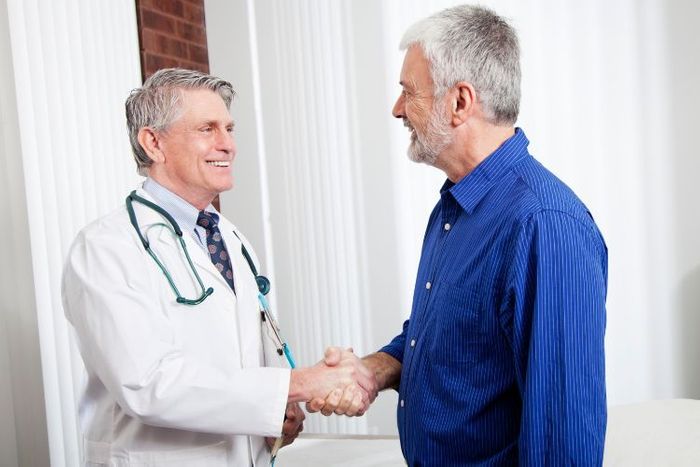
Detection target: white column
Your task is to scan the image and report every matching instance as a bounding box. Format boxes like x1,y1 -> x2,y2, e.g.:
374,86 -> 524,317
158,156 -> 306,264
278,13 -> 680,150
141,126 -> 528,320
0,0 -> 142,465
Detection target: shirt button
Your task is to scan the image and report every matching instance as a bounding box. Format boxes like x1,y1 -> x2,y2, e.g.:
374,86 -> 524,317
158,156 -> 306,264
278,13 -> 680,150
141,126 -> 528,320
410,339 -> 416,347
400,399 -> 405,408
425,281 -> 432,290
444,223 -> 451,231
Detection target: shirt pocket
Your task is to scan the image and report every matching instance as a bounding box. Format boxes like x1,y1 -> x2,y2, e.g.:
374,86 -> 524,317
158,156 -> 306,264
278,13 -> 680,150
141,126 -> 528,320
427,283 -> 486,364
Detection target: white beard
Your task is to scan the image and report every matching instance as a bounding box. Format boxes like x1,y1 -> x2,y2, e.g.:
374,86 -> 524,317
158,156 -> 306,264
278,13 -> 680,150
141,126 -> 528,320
405,104 -> 452,165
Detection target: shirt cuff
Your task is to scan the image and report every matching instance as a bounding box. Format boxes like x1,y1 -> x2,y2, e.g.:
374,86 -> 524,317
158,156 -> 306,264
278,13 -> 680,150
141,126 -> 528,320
378,344 -> 404,364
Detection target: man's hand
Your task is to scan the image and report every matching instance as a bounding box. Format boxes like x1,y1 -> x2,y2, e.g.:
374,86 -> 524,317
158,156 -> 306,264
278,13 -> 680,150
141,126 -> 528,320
305,347 -> 379,416
287,346 -> 378,417
266,402 -> 305,450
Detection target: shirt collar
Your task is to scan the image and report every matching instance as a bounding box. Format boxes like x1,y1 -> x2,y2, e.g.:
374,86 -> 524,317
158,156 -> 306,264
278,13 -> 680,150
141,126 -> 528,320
445,128 -> 530,214
142,178 -> 216,237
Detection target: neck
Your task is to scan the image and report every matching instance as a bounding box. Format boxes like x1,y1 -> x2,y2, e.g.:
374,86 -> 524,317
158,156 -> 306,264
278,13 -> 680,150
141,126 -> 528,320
437,124 -> 515,183
147,173 -> 214,211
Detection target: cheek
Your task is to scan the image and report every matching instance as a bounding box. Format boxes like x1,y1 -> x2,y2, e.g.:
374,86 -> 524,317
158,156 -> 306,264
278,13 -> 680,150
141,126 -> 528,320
406,102 -> 428,124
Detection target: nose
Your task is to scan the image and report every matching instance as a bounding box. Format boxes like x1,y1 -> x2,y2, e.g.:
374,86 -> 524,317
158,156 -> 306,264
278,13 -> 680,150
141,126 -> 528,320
218,129 -> 236,156
392,92 -> 405,119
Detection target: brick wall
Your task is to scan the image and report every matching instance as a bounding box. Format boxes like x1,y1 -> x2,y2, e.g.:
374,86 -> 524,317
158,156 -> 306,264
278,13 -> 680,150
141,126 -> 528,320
135,0 -> 209,80
135,0 -> 219,208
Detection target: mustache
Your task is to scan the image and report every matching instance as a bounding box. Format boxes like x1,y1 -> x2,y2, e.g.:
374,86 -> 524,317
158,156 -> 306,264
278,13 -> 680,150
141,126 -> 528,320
403,118 -> 414,131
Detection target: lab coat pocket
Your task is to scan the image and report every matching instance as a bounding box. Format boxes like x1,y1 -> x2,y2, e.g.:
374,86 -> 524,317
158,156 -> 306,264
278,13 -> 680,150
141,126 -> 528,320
428,284 -> 485,364
127,440 -> 229,466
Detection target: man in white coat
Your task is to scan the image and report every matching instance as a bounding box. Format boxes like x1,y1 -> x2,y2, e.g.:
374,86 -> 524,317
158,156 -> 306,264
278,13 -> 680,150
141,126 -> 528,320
61,68 -> 376,466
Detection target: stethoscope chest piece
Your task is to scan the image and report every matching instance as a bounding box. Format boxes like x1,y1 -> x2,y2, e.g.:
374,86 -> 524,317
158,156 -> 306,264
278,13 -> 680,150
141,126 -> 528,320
256,275 -> 271,296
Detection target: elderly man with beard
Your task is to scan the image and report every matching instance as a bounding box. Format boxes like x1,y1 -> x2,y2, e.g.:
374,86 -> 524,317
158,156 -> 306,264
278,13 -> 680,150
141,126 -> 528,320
308,5 -> 608,466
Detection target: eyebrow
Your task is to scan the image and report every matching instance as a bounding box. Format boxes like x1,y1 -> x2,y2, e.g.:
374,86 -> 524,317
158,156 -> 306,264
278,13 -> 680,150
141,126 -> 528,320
201,119 -> 235,127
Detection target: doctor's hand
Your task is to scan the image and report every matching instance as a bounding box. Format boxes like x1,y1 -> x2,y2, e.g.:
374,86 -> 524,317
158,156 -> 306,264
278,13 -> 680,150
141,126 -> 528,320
306,347 -> 378,417
266,403 -> 305,450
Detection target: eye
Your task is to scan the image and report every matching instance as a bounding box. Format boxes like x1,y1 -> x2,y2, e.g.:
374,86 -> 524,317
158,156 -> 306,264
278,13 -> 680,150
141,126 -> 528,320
200,126 -> 213,133
226,126 -> 234,133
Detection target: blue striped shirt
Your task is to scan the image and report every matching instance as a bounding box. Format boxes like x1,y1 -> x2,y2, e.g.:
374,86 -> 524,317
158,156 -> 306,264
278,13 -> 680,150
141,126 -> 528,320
380,128 -> 607,466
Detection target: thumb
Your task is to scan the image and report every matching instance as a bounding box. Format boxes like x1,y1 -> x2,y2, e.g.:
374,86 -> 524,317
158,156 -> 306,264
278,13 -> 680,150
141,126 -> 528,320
324,346 -> 342,366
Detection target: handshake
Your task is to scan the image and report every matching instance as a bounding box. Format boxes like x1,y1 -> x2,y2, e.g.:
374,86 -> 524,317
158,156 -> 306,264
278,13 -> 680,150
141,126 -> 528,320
290,347 -> 379,417
277,349 -> 398,449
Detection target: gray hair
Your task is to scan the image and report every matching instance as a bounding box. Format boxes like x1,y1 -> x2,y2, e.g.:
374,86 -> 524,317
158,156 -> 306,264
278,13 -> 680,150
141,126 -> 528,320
400,5 -> 520,125
125,68 -> 235,175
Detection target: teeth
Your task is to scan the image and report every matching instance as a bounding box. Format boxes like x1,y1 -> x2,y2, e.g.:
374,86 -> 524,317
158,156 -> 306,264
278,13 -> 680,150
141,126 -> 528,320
207,161 -> 230,167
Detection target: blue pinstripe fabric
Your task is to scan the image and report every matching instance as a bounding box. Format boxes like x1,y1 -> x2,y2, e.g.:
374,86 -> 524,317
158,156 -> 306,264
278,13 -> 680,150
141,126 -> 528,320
381,129 -> 607,466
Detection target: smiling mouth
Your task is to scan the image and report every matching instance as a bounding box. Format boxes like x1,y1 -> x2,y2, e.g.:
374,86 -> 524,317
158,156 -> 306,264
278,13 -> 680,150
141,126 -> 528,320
403,119 -> 416,138
206,161 -> 230,167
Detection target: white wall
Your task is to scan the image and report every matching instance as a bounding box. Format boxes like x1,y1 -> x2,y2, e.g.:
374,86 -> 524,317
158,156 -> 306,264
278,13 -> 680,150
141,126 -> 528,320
663,0 -> 700,399
210,0 -> 700,435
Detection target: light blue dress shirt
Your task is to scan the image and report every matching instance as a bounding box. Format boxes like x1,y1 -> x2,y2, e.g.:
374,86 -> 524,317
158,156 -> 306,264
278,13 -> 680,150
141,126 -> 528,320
142,178 -> 217,252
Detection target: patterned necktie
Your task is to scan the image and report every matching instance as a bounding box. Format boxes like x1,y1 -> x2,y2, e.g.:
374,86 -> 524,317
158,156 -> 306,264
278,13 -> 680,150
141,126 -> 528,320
196,210 -> 236,294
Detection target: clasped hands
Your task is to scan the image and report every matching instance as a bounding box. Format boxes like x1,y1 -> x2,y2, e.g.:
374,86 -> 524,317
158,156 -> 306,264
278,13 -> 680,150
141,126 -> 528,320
305,347 -> 378,417
273,347 -> 377,450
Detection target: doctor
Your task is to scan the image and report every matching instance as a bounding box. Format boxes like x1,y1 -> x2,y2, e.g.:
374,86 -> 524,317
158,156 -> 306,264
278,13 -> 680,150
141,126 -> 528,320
62,68 -> 376,466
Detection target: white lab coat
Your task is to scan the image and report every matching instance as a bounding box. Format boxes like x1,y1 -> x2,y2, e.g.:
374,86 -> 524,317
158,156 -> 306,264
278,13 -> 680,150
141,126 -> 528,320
61,188 -> 291,466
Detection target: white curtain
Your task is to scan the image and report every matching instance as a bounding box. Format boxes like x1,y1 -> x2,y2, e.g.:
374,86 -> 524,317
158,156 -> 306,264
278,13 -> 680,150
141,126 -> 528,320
0,0 -> 142,465
209,0 -> 700,436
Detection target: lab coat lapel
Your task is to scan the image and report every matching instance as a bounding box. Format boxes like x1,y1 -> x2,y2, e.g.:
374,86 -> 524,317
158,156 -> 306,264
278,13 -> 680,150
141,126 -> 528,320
218,217 -> 264,368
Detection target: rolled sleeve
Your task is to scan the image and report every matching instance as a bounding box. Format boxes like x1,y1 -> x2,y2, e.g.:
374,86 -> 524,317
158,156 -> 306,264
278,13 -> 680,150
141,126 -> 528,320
379,319 -> 409,363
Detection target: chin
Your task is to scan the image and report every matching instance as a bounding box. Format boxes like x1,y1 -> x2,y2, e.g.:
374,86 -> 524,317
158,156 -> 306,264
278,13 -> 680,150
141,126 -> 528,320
219,180 -> 234,193
407,142 -> 438,165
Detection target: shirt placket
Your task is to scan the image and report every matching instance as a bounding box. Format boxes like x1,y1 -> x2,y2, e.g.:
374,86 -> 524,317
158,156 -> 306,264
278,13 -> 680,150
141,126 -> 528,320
399,194 -> 459,445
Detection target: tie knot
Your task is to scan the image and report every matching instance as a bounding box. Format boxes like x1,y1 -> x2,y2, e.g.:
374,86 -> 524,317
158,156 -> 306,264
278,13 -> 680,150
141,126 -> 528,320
196,210 -> 219,230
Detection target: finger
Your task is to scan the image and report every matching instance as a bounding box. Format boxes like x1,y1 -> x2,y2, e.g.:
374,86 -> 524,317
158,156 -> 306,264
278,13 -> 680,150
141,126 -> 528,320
324,347 -> 342,366
284,421 -> 302,447
321,388 -> 342,416
306,398 -> 324,413
289,420 -> 303,440
286,403 -> 298,420
347,390 -> 366,417
291,404 -> 306,423
334,385 -> 356,415
296,405 -> 306,422
352,388 -> 370,417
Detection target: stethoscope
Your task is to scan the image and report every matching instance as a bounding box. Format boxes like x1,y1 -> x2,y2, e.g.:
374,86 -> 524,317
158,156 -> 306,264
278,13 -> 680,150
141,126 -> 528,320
125,190 -> 296,370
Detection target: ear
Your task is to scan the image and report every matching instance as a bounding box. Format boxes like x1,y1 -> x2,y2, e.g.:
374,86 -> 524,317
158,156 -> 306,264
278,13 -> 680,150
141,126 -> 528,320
451,81 -> 477,126
137,127 -> 166,164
